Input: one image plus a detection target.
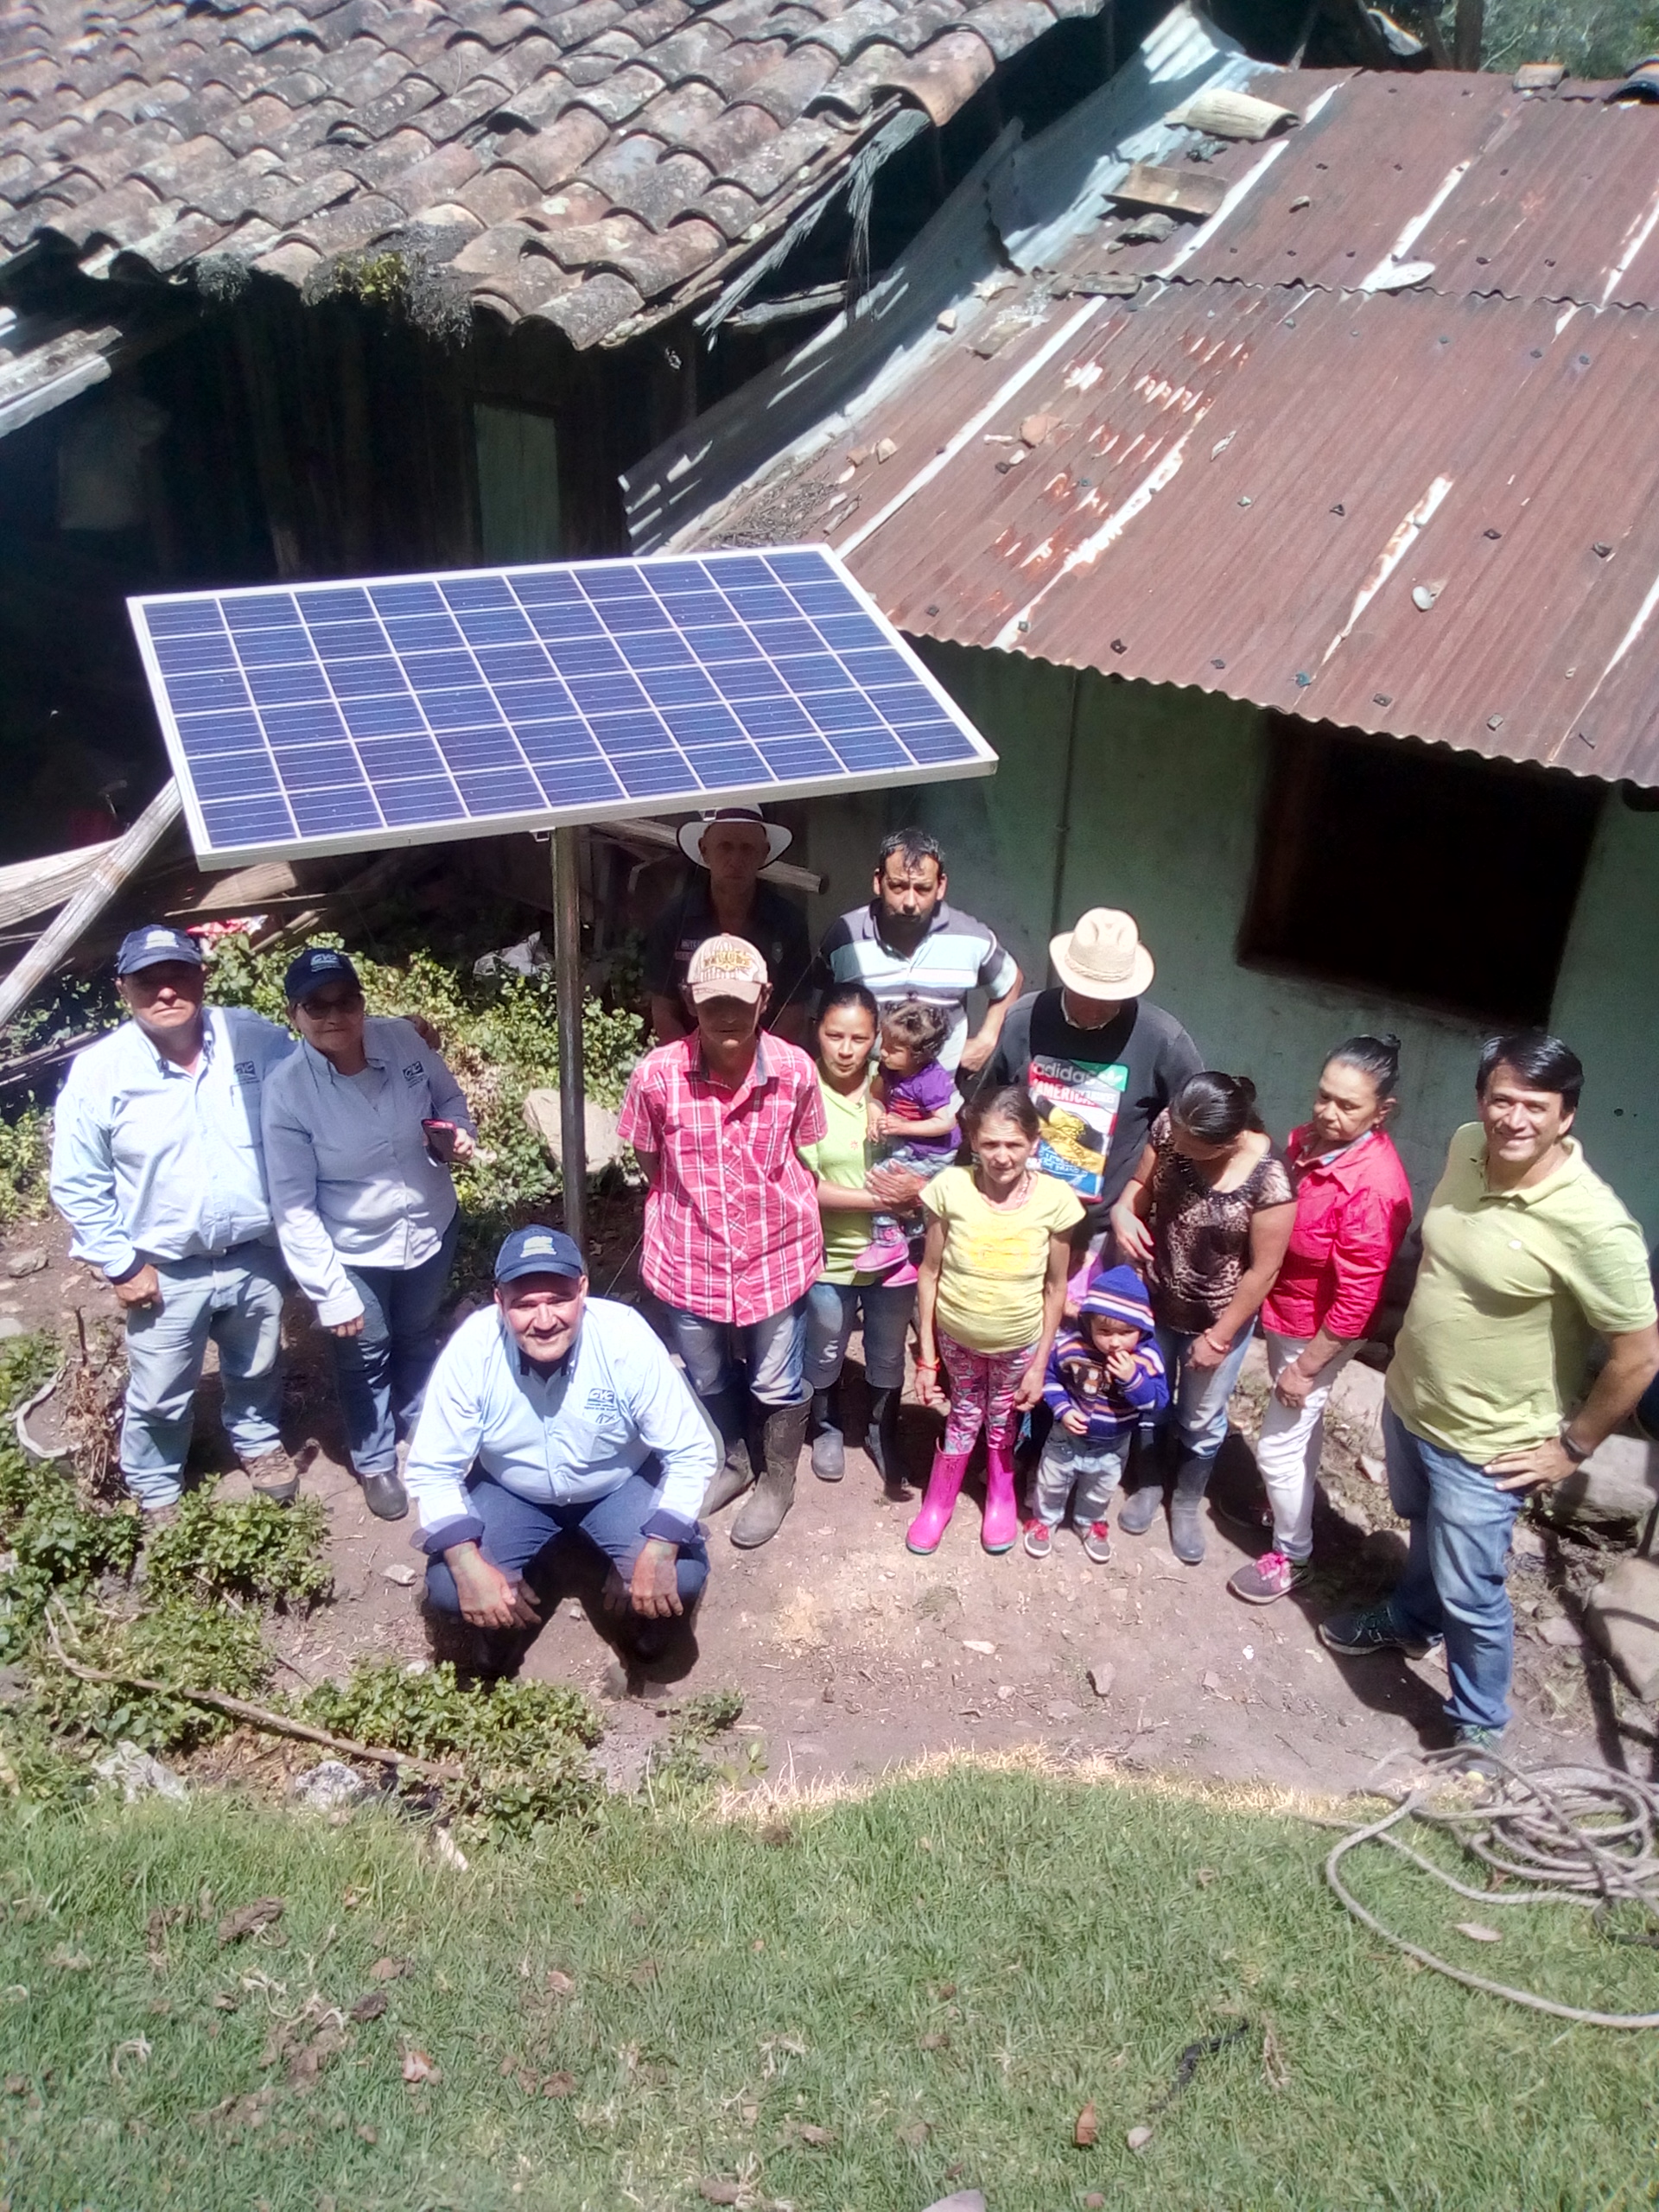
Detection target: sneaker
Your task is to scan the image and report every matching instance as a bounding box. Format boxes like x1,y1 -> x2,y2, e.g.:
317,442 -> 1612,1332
1319,1603 -> 1433,1659
1228,1550 -> 1310,1605
1447,1724 -> 1507,1774
1080,1520 -> 1114,1565
1022,1518 -> 1053,1559
853,1229 -> 907,1274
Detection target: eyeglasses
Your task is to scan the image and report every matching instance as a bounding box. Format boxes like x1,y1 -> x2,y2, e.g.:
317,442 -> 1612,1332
300,989 -> 364,1015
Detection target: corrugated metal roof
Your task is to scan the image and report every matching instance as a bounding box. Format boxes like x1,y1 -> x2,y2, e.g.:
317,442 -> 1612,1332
673,60 -> 1659,782
1167,70 -> 1659,310
624,1 -> 1271,544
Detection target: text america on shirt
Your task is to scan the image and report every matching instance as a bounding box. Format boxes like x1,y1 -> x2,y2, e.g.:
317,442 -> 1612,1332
1027,1054 -> 1128,1203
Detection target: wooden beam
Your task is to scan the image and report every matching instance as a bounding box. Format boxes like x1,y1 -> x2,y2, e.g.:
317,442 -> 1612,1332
0,782 -> 185,1033
0,841 -> 117,931
164,859 -> 305,916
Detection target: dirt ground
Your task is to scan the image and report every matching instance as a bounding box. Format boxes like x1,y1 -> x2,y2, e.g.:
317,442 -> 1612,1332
5,1208 -> 1653,1801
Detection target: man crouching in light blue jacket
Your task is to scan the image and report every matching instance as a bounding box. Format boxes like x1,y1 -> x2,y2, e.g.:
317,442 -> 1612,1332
262,945 -> 476,1523
408,1227 -> 715,1674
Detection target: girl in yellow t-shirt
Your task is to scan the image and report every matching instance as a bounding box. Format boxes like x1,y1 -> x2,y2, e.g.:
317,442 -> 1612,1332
909,1086 -> 1084,1555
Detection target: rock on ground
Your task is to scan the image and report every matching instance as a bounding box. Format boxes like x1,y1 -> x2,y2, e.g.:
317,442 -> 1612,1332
93,1741 -> 188,1802
1586,1554 -> 1659,1700
289,1759 -> 376,1810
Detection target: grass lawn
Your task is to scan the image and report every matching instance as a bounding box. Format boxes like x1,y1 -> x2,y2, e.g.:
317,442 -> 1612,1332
2,1763 -> 1657,2211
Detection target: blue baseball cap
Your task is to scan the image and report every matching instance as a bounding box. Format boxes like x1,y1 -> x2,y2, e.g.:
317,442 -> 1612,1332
284,945 -> 360,1003
116,925 -> 203,976
495,1226 -> 588,1285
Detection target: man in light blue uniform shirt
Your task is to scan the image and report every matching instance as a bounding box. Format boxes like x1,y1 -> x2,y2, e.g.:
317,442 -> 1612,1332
48,925 -> 298,1512
409,1227 -> 715,1663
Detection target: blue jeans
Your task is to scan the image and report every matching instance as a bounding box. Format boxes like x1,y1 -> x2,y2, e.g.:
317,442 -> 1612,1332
804,1279 -> 914,1393
121,1243 -> 286,1508
658,1300 -> 808,1408
329,1217 -> 459,1477
1382,1404 -> 1522,1733
423,1465 -> 710,1613
1154,1322 -> 1255,1463
1034,1428 -> 1132,1526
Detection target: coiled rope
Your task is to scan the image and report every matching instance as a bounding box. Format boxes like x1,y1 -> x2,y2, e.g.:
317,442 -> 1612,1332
1324,1749 -> 1659,2028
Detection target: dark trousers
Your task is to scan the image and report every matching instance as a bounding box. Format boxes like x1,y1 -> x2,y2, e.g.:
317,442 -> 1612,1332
423,1465 -> 710,1614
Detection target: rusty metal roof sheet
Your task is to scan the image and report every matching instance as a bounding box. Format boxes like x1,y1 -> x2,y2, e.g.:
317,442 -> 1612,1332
673,62 -> 1659,781
1167,69 -> 1659,310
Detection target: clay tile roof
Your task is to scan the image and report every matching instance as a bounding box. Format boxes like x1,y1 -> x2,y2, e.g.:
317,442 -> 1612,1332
0,0 -> 1094,346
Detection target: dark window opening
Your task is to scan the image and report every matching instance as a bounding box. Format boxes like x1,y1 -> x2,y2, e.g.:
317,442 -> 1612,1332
1241,716 -> 1603,1025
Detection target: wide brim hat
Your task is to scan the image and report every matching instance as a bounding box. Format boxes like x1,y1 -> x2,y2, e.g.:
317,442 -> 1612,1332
677,807 -> 793,866
1049,907 -> 1154,1001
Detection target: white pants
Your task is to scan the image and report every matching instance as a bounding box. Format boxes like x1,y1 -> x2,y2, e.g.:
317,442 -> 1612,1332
1254,1331 -> 1358,1562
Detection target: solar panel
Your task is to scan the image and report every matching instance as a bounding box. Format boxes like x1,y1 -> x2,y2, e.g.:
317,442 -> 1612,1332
129,546 -> 997,867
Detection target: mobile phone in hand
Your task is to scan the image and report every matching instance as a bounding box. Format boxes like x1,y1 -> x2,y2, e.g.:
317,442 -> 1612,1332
423,1117 -> 457,1165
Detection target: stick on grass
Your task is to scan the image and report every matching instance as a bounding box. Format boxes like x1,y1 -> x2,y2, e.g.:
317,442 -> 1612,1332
43,1604 -> 461,1783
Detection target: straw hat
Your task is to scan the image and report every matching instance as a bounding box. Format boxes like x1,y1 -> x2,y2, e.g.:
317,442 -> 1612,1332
1049,908 -> 1154,1000
677,807 -> 793,865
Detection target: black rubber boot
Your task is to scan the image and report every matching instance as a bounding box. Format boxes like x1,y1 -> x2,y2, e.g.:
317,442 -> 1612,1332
357,1466 -> 410,1521
809,1387 -> 845,1481
699,1386 -> 755,1516
1116,1479 -> 1164,1535
731,1399 -> 808,1548
1170,1454 -> 1214,1565
865,1386 -> 909,1496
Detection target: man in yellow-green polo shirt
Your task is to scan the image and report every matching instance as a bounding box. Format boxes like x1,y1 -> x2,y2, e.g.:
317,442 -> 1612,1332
1320,1032 -> 1659,1761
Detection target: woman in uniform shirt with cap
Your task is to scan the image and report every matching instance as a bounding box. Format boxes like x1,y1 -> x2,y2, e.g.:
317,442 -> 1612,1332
261,945 -> 476,1522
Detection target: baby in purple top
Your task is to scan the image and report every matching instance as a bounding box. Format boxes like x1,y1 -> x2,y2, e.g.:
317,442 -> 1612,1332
855,999 -> 960,1276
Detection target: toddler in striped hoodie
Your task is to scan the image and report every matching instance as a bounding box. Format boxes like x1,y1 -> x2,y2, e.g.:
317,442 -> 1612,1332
1023,1265 -> 1168,1564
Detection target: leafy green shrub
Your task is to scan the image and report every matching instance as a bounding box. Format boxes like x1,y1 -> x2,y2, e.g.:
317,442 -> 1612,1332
302,1659 -> 605,1841
0,1710 -> 96,1813
202,933 -> 643,1224
1482,0 -> 1659,76
0,1465 -> 141,1664
0,1335 -> 141,1659
452,1748 -> 604,1841
0,1329 -> 61,1429
38,1599 -> 273,1754
143,1492 -> 332,1610
675,1688 -> 745,1741
0,1105 -> 50,1226
303,1658 -> 602,1763
641,1688 -> 753,1801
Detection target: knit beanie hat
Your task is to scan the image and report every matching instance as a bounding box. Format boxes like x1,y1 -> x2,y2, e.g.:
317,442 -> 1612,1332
1081,1264 -> 1154,1334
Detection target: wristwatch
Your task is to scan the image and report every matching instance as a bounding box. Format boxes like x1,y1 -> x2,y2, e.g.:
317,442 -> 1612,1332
1558,1427 -> 1592,1465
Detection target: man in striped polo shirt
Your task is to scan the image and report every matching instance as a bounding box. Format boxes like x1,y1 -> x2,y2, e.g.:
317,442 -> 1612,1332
814,828 -> 1022,1077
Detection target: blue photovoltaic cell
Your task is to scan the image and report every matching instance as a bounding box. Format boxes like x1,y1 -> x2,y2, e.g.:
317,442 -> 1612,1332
130,546 -> 995,861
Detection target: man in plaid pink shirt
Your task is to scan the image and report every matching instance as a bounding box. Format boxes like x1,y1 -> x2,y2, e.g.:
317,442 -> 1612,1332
618,935 -> 827,1549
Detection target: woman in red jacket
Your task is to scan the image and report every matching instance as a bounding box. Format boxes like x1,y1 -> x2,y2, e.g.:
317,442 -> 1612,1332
1228,1035 -> 1414,1605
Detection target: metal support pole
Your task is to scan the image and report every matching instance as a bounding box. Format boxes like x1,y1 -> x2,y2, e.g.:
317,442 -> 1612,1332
553,825 -> 587,1255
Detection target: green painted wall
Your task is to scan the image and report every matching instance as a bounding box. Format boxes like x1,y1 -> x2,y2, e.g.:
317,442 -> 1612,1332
1550,794 -> 1659,1237
797,643 -> 1657,1235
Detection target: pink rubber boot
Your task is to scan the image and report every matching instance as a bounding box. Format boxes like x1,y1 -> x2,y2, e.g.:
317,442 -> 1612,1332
906,1446 -> 970,1555
980,1425 -> 1019,1554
